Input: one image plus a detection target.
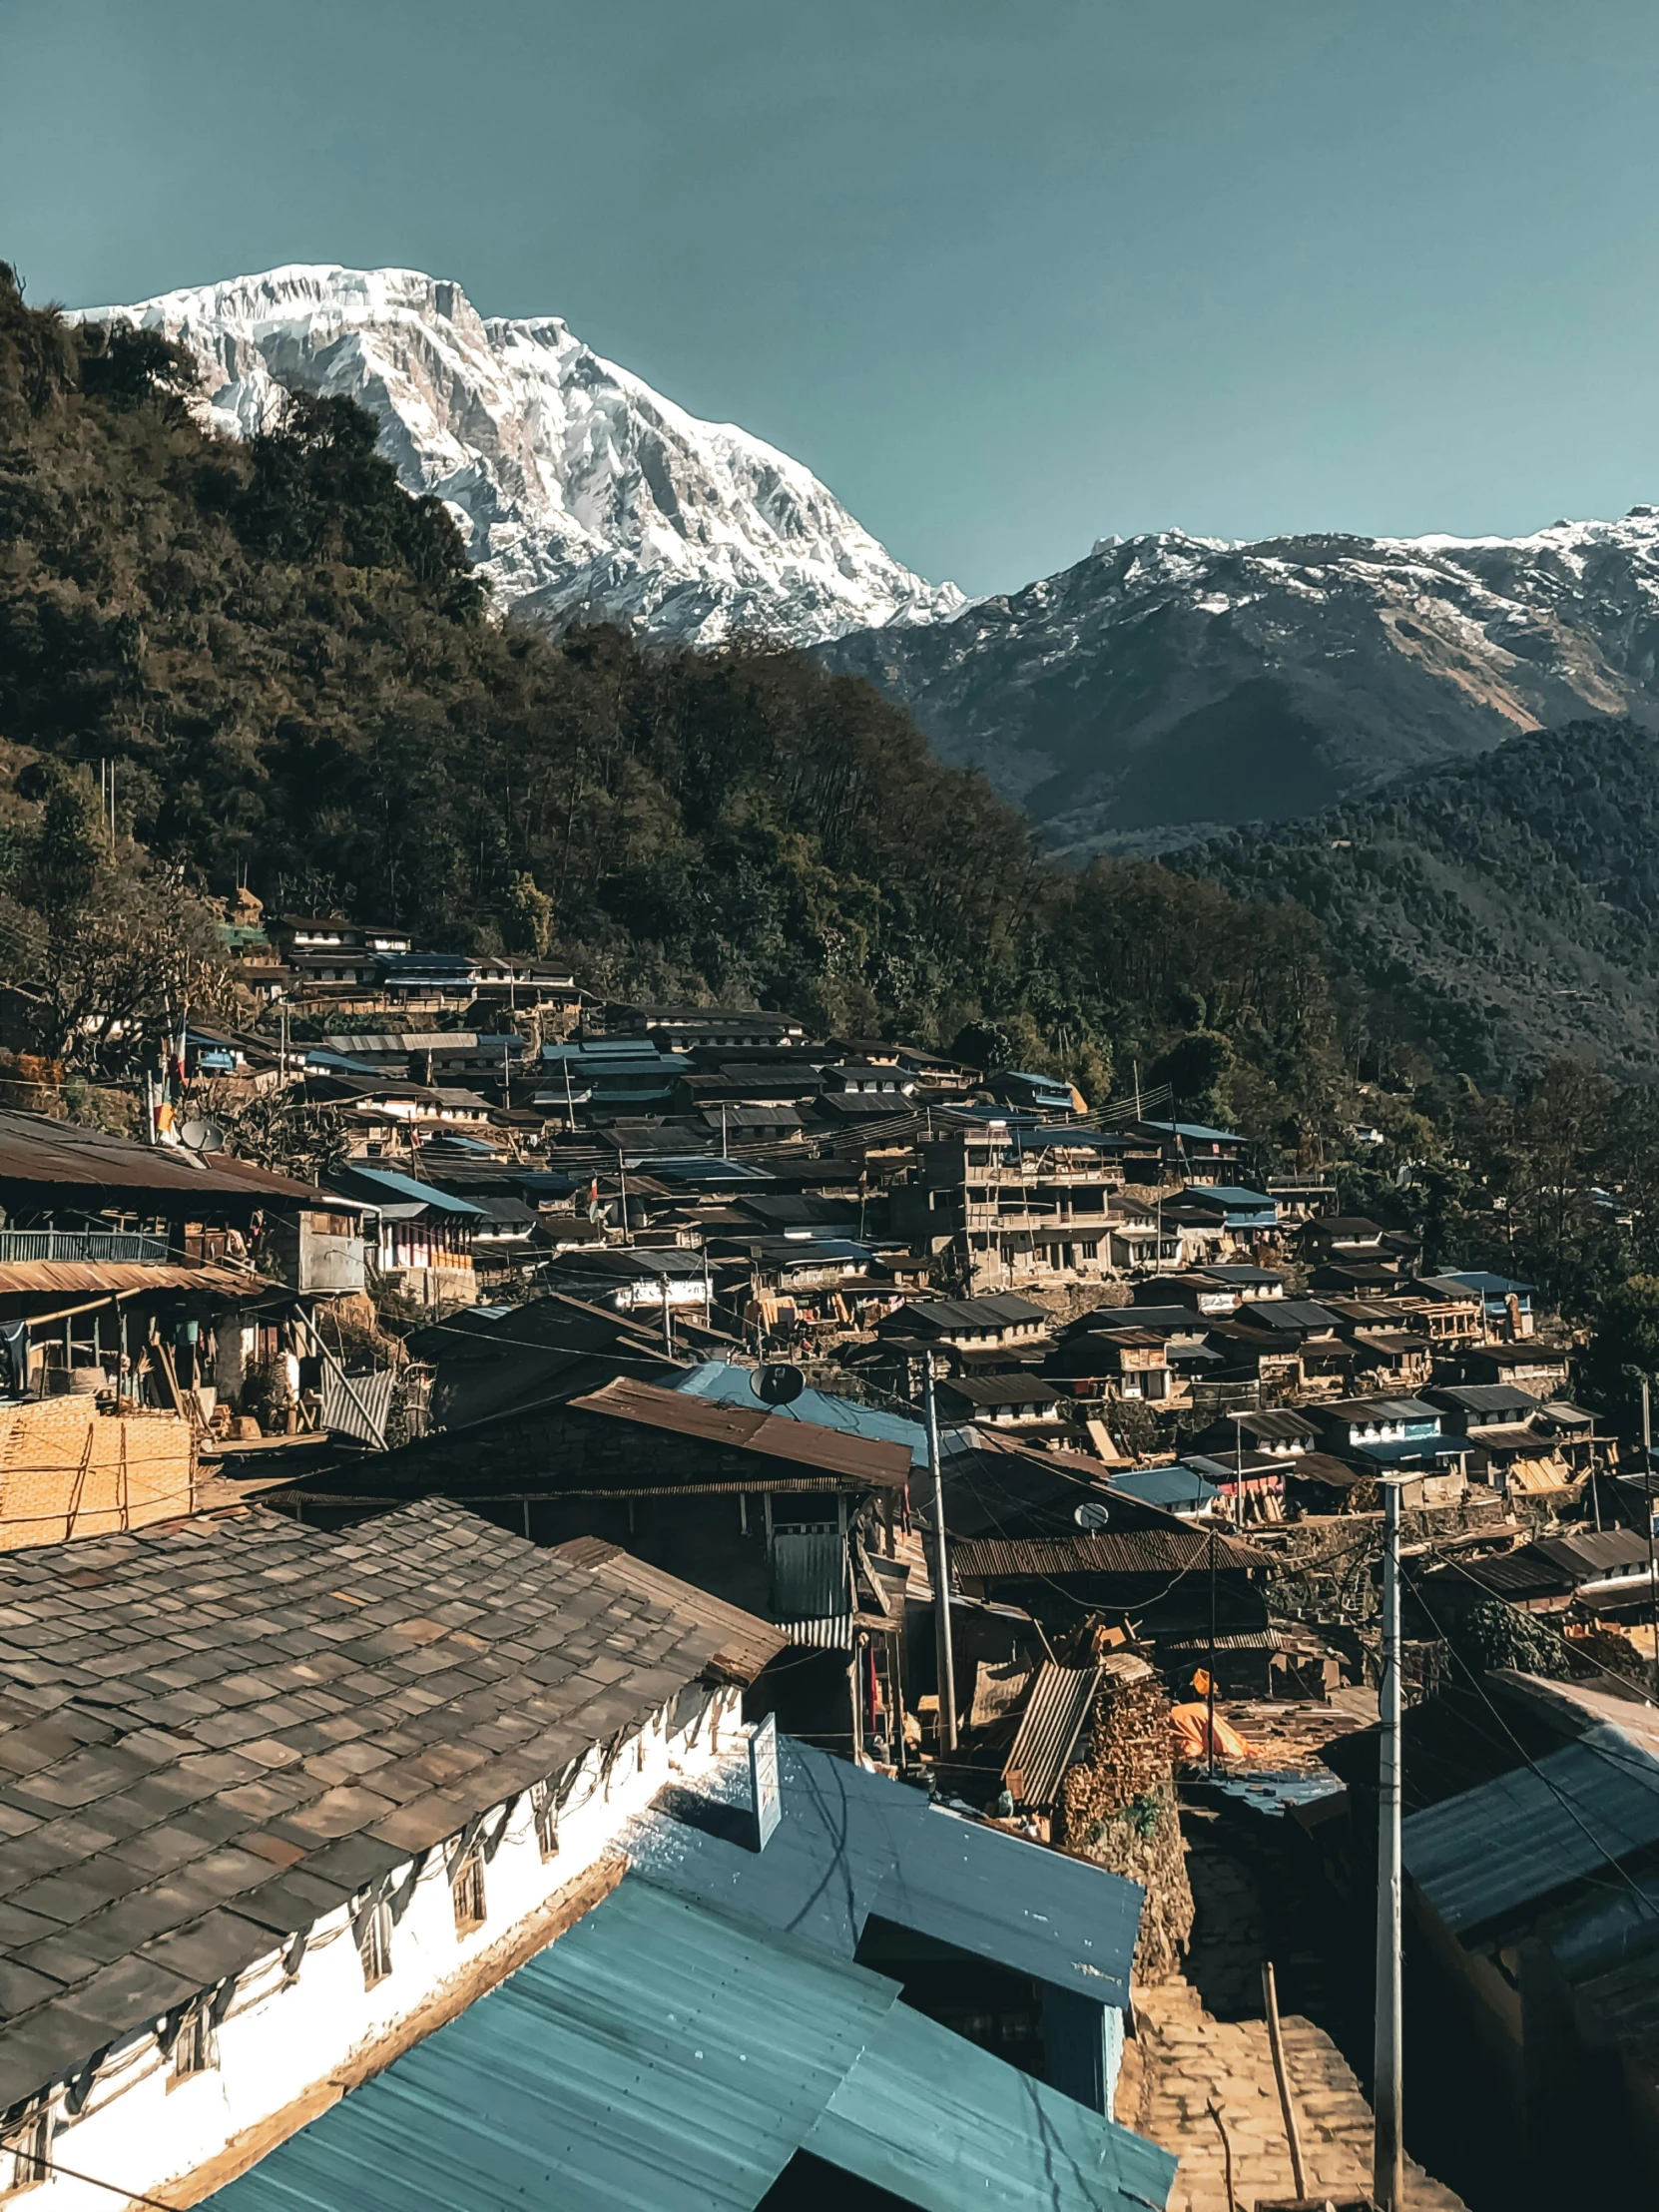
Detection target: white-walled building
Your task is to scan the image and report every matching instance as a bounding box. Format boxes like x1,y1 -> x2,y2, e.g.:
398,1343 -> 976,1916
0,1504 -> 781,2210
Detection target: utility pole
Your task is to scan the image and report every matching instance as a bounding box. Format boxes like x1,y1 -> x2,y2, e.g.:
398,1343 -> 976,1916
1374,1473 -> 1404,2212
924,1358 -> 957,1752
1643,1380 -> 1657,1677
1206,1520 -> 1218,1778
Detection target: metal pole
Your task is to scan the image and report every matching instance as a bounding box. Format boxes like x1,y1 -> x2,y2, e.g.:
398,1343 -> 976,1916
924,1360 -> 958,1752
1374,1474 -> 1404,2212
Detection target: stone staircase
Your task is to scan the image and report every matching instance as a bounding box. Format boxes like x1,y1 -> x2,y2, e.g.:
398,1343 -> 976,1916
1119,1978 -> 1468,2212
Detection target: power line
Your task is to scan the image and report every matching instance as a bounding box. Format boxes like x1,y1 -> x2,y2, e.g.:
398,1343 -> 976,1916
1393,1549 -> 1659,1923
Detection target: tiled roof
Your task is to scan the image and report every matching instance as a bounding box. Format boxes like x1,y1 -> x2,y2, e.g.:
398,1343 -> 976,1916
0,1499 -> 782,2110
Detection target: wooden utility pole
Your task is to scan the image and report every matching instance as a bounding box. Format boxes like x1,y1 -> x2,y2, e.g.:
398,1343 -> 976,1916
1261,1960 -> 1309,2202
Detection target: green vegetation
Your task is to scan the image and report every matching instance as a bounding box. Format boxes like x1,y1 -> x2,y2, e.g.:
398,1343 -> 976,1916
1185,717 -> 1659,1084
0,261 -> 1343,1136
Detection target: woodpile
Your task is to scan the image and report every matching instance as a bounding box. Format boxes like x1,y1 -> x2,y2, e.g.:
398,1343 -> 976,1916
1054,1640 -> 1194,1980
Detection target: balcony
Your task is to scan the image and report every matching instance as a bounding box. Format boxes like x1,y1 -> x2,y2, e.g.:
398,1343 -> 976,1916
0,1230 -> 171,1265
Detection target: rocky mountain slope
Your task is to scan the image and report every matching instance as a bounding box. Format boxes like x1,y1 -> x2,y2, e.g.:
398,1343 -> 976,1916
828,515 -> 1659,846
76,265 -> 963,646
1183,716 -> 1659,1081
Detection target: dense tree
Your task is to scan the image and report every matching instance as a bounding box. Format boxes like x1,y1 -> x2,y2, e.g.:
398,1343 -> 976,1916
0,259 -> 1352,1148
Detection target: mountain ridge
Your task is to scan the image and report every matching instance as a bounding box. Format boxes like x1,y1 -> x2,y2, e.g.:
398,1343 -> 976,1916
827,511 -> 1659,845
74,264 -> 964,647
1178,715 -> 1659,1082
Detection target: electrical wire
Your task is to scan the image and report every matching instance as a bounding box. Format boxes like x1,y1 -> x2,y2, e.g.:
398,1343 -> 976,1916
1393,1548 -> 1659,1922
1413,1541 -> 1659,1710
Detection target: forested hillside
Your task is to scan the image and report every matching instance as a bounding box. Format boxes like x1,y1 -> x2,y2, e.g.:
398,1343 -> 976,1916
1185,718 -> 1659,1085
0,263 -> 1338,1138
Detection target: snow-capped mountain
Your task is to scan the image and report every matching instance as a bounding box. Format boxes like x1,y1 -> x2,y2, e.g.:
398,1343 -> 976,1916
75,265 -> 963,646
829,509 -> 1659,848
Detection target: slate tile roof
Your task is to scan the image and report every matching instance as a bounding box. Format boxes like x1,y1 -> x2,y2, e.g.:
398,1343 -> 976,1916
0,1498 -> 783,2111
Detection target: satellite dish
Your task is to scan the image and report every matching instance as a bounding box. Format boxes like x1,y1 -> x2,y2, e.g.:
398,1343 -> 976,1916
756,1363 -> 806,1407
180,1118 -> 225,1154
1074,1497 -> 1112,1530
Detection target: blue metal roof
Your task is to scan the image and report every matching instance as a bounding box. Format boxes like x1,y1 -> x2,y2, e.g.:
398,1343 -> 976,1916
1403,1725 -> 1659,1935
1350,1437 -> 1463,1467
809,1991 -> 1176,2212
676,1361 -> 930,1469
210,1873 -> 1174,2212
1444,1271 -> 1535,1299
328,1165 -> 483,1215
210,1876 -> 893,2212
630,1735 -> 1143,2009
1118,1466 -> 1222,1509
1002,1126 -> 1129,1154
1138,1120 -> 1242,1144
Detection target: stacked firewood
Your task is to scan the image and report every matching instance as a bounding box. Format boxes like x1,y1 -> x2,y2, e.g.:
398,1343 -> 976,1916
1054,1642 -> 1194,1980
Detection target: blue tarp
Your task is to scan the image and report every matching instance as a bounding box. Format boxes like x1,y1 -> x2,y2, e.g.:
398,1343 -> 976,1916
631,1735 -> 1143,2010
209,1874 -> 1175,2212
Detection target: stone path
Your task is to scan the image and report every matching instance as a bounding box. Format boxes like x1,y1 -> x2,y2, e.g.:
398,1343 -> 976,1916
1120,1979 -> 1467,2212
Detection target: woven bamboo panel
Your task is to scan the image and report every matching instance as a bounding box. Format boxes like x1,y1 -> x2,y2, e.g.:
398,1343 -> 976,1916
0,1398 -> 195,1548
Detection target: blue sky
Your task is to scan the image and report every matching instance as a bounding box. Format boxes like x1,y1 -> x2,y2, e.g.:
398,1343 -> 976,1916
4,0 -> 1657,595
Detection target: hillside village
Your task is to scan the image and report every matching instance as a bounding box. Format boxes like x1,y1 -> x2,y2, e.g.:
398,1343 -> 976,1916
0,903 -> 1654,2212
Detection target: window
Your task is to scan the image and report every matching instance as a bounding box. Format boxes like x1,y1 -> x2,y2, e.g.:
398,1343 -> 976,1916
452,1844 -> 487,1934
171,2000 -> 218,2081
1080,1241 -> 1099,1260
357,1898 -> 393,1988
2,2111 -> 49,2194
531,1780 -> 561,1861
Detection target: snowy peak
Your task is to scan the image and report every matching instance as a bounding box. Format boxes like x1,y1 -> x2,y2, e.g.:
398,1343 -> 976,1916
829,504 -> 1659,848
75,264 -> 963,646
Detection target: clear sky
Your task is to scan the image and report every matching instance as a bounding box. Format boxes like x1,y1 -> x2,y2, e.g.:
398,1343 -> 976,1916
3,0 -> 1657,597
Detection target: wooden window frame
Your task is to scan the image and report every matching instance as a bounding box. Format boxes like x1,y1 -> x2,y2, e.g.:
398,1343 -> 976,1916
357,1897 -> 393,1988
451,1843 -> 487,1935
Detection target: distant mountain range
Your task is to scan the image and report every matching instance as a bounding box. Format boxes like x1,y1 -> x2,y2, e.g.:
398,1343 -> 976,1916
828,515 -> 1659,848
1182,716 -> 1659,1081
77,265 -> 1659,853
77,266 -> 963,646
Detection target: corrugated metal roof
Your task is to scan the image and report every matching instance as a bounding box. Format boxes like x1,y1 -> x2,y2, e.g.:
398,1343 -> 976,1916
808,1992 -> 1178,2211
938,1373 -> 1062,1406
888,1295 -> 1049,1335
951,1529 -> 1269,1580
629,1734 -> 1144,2010
212,1871 -> 1171,2211
1004,1663 -> 1103,1808
211,1876 -> 898,2212
0,1260 -> 269,1297
1108,1466 -> 1221,1509
1403,1726 -> 1659,1935
675,1361 -> 930,1469
329,1165 -> 484,1215
569,1377 -> 911,1488
0,1109 -> 337,1204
